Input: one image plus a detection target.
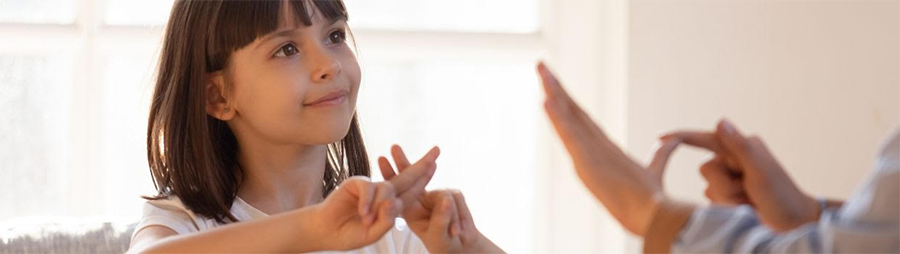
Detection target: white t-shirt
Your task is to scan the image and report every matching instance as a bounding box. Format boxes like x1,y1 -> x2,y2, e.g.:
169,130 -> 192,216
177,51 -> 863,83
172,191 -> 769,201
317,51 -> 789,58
130,196 -> 429,253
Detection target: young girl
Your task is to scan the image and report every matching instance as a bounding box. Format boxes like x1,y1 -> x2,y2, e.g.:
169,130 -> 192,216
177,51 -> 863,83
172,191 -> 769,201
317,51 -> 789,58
127,0 -> 502,253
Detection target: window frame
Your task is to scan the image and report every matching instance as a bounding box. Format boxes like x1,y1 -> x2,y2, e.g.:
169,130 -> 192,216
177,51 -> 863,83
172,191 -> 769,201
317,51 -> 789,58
0,0 -> 628,252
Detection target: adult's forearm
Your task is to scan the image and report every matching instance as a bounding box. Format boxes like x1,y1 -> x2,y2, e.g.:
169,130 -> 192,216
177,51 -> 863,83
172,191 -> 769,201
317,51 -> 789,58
642,199 -> 696,253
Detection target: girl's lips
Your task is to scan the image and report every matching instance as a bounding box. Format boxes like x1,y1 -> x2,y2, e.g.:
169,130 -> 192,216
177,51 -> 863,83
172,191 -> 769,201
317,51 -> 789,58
304,90 -> 349,107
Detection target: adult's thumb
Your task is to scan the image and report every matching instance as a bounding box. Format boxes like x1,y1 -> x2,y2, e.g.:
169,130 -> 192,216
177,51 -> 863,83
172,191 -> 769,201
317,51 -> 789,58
716,119 -> 754,166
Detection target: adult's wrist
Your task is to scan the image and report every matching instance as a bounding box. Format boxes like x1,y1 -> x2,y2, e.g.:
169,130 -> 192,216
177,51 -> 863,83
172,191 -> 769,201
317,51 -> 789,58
643,198 -> 696,253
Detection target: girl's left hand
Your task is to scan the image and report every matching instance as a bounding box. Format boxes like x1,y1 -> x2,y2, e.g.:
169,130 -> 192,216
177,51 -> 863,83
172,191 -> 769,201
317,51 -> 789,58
378,145 -> 504,253
311,145 -> 443,251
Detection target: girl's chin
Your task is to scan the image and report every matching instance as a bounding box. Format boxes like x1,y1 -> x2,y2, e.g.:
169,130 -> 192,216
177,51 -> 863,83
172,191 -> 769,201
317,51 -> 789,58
303,126 -> 352,144
293,111 -> 354,144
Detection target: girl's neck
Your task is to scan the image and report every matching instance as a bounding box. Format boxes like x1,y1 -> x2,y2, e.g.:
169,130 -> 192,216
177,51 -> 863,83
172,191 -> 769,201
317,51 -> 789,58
235,139 -> 328,215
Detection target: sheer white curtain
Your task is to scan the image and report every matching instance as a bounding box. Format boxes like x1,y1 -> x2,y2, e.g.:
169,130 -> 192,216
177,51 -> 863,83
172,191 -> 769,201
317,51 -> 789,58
0,0 -> 628,252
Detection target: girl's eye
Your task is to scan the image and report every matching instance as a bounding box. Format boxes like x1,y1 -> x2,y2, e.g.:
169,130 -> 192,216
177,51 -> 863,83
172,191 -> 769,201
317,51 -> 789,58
273,43 -> 299,58
327,30 -> 347,45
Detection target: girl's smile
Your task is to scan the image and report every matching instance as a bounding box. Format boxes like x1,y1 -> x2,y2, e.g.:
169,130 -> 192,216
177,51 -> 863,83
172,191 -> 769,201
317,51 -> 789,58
304,89 -> 349,107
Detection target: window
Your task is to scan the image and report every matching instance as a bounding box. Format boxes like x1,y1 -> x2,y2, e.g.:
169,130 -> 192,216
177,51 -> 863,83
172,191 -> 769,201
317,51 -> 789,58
0,0 -> 562,253
0,55 -> 73,219
344,0 -> 538,33
0,0 -> 75,24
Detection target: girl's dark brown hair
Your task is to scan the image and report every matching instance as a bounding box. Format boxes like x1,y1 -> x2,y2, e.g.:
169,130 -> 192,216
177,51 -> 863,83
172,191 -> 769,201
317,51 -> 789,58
145,0 -> 370,223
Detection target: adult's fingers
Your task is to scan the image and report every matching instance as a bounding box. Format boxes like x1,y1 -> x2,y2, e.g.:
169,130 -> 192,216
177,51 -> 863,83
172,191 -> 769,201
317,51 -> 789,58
646,137 -> 684,184
538,62 -> 577,137
662,130 -> 741,169
538,62 -> 599,156
537,62 -> 602,136
537,62 -> 573,110
663,131 -> 726,154
715,119 -> 756,165
700,156 -> 747,205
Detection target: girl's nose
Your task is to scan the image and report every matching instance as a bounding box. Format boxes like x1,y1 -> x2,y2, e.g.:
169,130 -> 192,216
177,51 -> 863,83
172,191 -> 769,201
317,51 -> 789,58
310,51 -> 343,83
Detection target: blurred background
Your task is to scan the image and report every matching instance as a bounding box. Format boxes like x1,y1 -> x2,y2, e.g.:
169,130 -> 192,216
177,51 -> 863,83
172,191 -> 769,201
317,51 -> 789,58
0,0 -> 896,253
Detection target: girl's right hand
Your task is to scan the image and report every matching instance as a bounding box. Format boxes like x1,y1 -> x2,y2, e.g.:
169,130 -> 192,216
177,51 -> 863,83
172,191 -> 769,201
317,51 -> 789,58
310,177 -> 402,250
310,148 -> 441,251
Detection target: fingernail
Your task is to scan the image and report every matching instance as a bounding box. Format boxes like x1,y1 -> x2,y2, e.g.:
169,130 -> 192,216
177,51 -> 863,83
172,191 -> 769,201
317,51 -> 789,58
657,132 -> 669,140
649,141 -> 662,151
443,199 -> 452,211
430,146 -> 440,158
721,119 -> 736,135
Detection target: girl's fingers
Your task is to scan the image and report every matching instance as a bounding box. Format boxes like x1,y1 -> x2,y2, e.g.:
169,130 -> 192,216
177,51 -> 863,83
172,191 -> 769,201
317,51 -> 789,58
397,147 -> 441,203
388,146 -> 440,195
427,192 -> 458,239
448,193 -> 461,237
391,145 -> 412,172
398,162 -> 437,204
428,190 -> 461,237
450,190 -> 474,231
367,182 -> 396,226
378,156 -> 397,180
368,198 -> 402,239
346,176 -> 376,219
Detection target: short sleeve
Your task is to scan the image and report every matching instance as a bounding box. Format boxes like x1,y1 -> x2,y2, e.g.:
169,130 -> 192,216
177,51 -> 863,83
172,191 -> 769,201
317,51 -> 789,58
130,198 -> 201,241
389,218 -> 430,254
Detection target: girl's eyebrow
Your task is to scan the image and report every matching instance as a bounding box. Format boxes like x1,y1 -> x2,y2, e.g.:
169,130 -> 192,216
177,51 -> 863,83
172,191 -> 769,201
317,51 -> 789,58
255,18 -> 345,51
256,29 -> 301,50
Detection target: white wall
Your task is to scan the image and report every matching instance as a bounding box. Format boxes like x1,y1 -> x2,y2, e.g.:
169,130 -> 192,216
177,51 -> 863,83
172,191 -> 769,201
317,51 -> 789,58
624,0 -> 899,250
538,0 -> 631,252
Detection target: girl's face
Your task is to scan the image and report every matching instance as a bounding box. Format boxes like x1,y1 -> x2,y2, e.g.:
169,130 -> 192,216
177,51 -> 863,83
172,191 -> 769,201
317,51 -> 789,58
218,6 -> 361,146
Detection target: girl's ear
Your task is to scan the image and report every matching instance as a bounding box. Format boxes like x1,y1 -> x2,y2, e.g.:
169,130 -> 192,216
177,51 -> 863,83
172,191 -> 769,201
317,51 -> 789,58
205,72 -> 235,121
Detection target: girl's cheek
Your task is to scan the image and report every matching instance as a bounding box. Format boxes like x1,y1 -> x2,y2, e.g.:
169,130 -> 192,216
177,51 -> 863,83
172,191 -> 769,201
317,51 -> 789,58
343,55 -> 362,88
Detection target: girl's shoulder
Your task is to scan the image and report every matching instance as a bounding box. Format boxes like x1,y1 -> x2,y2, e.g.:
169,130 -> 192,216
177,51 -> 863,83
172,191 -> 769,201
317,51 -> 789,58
132,196 -> 222,239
